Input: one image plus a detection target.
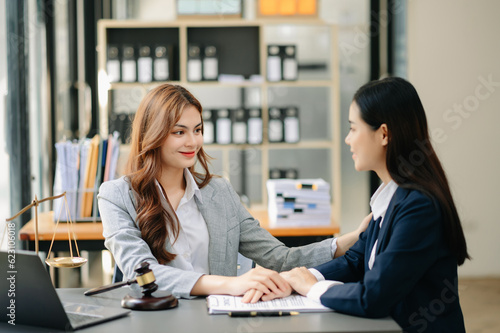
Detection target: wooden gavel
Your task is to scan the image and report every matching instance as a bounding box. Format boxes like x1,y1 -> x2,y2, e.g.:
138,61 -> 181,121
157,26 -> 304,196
84,261 -> 156,296
84,261 -> 178,310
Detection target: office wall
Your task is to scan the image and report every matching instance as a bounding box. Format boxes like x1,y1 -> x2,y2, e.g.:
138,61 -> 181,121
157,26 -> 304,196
408,0 -> 500,276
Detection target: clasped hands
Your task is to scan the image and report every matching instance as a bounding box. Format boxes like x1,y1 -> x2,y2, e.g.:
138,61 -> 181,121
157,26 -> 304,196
239,266 -> 318,304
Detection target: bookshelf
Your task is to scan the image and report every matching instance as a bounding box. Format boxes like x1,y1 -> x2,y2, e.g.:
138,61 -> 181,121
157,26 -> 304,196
96,19 -> 341,226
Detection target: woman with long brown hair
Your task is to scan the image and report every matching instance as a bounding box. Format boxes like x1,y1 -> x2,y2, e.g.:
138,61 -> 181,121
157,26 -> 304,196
275,77 -> 469,332
98,83 -> 370,300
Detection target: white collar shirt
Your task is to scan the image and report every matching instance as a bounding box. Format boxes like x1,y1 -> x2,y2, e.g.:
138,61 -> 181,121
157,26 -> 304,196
155,169 -> 210,274
306,180 -> 399,303
367,180 -> 399,270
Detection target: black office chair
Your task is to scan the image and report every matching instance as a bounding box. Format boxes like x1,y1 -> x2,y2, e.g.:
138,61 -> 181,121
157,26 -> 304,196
113,264 -> 124,283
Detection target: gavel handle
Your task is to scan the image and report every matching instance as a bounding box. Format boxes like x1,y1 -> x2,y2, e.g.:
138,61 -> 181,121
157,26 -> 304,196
84,279 -> 137,296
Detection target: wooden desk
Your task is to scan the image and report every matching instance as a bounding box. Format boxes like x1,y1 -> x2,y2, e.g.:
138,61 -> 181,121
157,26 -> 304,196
250,209 -> 339,247
250,209 -> 339,237
19,210 -> 340,251
19,211 -> 104,252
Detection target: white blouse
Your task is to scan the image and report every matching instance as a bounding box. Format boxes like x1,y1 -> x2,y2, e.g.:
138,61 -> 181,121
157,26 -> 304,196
156,169 -> 210,274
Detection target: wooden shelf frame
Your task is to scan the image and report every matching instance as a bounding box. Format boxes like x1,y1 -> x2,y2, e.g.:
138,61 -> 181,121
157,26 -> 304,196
97,18 -> 341,228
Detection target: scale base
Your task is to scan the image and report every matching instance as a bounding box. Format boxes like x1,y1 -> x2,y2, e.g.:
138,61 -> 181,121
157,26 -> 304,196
121,290 -> 178,311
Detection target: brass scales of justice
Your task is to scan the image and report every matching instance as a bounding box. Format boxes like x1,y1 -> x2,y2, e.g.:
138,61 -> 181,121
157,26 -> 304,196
3,192 -> 178,310
3,192 -> 87,268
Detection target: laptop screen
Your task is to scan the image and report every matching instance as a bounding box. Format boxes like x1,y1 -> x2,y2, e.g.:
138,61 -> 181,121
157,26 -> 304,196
0,250 -> 129,330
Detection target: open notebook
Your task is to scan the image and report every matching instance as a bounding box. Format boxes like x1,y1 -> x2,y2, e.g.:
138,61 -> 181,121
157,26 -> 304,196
0,250 -> 130,330
207,294 -> 333,315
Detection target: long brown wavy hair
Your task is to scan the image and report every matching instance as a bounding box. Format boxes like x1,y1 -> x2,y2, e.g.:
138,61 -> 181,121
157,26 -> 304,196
126,84 -> 212,264
353,77 -> 470,265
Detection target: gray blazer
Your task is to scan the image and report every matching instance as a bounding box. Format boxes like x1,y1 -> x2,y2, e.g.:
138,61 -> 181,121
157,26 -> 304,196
98,176 -> 333,298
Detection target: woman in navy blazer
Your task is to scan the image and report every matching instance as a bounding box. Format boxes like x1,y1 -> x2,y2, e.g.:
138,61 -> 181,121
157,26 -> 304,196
277,77 -> 470,333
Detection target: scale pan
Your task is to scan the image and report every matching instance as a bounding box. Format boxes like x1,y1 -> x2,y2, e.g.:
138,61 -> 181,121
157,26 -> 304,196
45,256 -> 88,268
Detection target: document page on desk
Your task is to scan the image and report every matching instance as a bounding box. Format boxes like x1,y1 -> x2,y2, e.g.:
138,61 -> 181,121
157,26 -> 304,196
207,294 -> 333,314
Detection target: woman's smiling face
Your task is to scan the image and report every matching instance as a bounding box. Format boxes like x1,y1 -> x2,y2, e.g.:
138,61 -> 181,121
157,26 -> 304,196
345,101 -> 388,178
160,105 -> 203,173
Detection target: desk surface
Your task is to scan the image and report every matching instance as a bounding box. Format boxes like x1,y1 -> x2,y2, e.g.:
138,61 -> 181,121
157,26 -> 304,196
2,288 -> 401,333
19,210 -> 339,241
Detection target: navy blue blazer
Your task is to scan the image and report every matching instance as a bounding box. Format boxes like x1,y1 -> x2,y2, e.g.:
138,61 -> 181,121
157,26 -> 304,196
314,187 -> 465,333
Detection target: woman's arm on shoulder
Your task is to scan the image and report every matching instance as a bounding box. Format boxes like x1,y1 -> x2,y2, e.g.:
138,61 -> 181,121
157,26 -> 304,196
334,213 -> 372,258
215,178 -> 334,271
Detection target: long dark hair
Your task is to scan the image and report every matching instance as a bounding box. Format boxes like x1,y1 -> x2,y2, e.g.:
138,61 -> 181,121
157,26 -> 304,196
353,77 -> 470,265
126,84 -> 212,264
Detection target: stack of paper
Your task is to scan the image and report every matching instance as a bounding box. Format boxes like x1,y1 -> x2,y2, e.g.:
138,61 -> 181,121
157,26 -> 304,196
206,294 -> 333,314
267,178 -> 331,227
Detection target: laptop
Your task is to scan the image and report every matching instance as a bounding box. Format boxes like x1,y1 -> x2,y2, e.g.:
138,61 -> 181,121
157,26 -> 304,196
0,250 -> 130,331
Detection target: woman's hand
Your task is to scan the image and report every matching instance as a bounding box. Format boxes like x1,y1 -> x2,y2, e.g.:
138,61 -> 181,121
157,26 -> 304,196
191,266 -> 290,298
334,212 -> 373,258
242,282 -> 293,304
238,267 -> 292,303
230,267 -> 291,301
357,212 -> 373,234
280,267 -> 318,296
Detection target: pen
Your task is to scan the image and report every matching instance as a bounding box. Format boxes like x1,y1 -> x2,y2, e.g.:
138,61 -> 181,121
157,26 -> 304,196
228,311 -> 299,317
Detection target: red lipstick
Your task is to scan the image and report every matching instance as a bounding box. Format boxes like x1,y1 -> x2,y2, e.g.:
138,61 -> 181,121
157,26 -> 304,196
180,151 -> 196,158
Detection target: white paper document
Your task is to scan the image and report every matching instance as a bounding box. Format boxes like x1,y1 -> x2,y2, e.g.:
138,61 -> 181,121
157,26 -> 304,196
206,294 -> 333,315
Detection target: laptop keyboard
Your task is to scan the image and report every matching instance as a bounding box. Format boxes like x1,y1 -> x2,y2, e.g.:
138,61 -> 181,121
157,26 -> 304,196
66,312 -> 103,327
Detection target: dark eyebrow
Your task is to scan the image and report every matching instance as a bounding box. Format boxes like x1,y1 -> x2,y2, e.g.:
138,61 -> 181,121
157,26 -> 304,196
173,122 -> 203,129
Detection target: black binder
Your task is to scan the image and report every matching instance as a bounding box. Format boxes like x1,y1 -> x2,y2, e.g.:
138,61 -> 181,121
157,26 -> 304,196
137,45 -> 153,83
247,108 -> 263,144
283,107 -> 300,143
216,109 -> 231,144
187,44 -> 202,82
153,44 -> 172,81
268,107 -> 284,142
202,109 -> 216,144
107,45 -> 120,83
269,168 -> 282,179
231,108 -> 247,144
267,45 -> 282,82
282,45 -> 298,81
121,44 -> 136,82
269,168 -> 299,179
203,45 -> 219,81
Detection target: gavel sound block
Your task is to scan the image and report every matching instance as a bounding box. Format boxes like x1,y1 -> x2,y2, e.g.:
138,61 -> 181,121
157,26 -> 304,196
84,262 -> 178,311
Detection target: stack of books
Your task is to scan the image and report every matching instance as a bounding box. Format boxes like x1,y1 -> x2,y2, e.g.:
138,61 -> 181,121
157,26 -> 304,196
267,178 -> 331,227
